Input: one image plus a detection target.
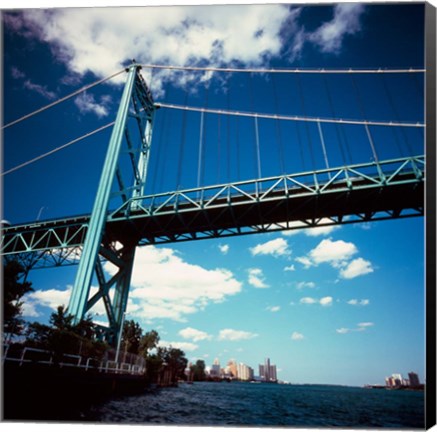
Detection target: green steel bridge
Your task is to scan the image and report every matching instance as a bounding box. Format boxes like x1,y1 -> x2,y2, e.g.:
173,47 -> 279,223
1,63 -> 427,344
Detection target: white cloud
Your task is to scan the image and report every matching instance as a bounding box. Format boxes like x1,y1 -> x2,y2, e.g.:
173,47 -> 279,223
309,238 -> 358,265
340,258 -> 374,279
291,331 -> 305,341
179,327 -> 212,342
266,306 -> 280,313
347,299 -> 370,306
108,246 -> 242,322
218,329 -> 258,341
300,296 -> 333,306
11,66 -> 25,79
5,6 -> 290,91
158,340 -> 198,352
305,224 -> 339,237
296,281 -> 315,290
5,5 -> 366,97
300,297 -> 317,305
309,4 -> 366,54
250,237 -> 290,258
319,296 -> 333,307
23,79 -> 57,100
218,244 -> 229,255
296,238 -> 374,279
74,92 -> 110,118
247,268 -> 269,289
357,322 -> 374,329
295,256 -> 313,269
337,322 -> 374,334
284,264 -> 295,272
23,286 -> 72,313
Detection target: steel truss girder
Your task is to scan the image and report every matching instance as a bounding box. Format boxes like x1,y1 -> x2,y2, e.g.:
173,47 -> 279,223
1,154 -> 425,263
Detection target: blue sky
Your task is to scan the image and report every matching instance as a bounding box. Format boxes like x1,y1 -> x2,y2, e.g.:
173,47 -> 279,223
1,2 -> 427,387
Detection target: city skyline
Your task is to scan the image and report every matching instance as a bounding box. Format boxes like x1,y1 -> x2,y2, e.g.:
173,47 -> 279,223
2,2 -> 427,387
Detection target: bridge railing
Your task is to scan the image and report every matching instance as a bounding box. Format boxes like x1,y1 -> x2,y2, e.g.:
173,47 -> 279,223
2,343 -> 146,376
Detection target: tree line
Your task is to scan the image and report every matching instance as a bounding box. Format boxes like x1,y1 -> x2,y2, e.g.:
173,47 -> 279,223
2,260 -> 190,385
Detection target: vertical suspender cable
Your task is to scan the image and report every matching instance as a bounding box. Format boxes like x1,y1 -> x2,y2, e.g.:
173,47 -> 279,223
217,115 -> 221,183
176,87 -> 189,189
296,73 -> 316,170
323,75 -> 348,165
379,74 -> 412,156
197,110 -> 204,190
254,115 -> 262,179
272,74 -> 285,174
226,78 -> 231,183
151,102 -> 167,193
351,74 -> 381,165
317,121 -> 331,178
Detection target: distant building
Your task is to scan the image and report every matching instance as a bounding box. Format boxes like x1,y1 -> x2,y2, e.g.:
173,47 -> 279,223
237,363 -> 254,381
259,358 -> 277,382
408,372 -> 420,387
227,359 -> 238,378
210,358 -> 221,378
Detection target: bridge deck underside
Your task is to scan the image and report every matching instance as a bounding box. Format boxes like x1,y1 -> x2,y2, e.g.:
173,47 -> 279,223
109,175 -> 423,244
2,170 -> 423,265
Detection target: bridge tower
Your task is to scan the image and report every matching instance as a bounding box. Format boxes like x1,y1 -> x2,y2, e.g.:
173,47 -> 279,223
67,63 -> 155,344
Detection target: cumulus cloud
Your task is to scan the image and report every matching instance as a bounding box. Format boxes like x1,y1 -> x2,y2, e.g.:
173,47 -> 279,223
266,306 -> 280,313
218,329 -> 258,341
340,258 -> 374,279
291,331 -> 305,341
22,286 -> 72,316
247,268 -> 269,289
309,238 -> 357,266
296,238 -> 374,280
250,237 -> 290,257
284,264 -> 295,272
106,246 -> 242,322
3,4 -> 366,100
300,296 -> 333,307
4,5 -> 290,92
179,327 -> 212,342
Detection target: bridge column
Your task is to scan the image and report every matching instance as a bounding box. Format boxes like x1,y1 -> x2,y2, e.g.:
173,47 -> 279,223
68,64 -> 139,327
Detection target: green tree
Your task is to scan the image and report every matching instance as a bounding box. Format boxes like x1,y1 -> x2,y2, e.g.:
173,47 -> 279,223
26,307 -> 108,362
139,329 -> 160,357
121,320 -> 143,354
159,346 -> 188,384
191,359 -> 206,381
3,260 -> 33,340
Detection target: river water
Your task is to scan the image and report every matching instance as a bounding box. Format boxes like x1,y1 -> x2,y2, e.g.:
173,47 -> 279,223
84,381 -> 425,428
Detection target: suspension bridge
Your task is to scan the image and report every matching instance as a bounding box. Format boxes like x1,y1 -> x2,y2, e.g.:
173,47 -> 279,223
1,62 -> 426,344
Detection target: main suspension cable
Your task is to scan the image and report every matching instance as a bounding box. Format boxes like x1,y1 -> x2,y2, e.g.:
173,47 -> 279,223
1,122 -> 115,176
155,103 -> 425,128
141,64 -> 425,74
2,69 -> 126,130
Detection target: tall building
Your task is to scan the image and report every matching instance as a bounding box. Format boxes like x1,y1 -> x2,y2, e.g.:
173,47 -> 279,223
237,363 -> 254,381
227,359 -> 238,378
210,358 -> 221,378
259,358 -> 277,382
408,372 -> 420,387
